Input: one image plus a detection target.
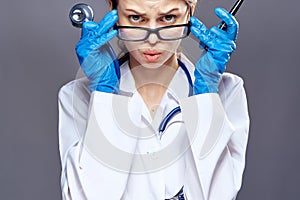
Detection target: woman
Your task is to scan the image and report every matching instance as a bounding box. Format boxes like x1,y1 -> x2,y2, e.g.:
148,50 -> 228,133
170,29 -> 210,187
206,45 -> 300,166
58,0 -> 250,199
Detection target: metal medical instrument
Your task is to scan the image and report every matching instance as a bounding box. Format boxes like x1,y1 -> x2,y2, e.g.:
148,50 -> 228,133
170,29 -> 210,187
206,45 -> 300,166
69,3 -> 94,28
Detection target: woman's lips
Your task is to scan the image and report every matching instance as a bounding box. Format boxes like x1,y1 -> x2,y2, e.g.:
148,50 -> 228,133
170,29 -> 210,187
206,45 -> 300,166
143,50 -> 161,62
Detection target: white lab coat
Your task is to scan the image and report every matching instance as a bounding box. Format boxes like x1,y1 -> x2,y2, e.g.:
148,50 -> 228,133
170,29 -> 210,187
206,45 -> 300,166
58,54 -> 250,200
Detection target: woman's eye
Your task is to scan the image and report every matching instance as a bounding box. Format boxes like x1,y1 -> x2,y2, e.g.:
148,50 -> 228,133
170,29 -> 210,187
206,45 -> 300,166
128,15 -> 143,23
162,15 -> 176,23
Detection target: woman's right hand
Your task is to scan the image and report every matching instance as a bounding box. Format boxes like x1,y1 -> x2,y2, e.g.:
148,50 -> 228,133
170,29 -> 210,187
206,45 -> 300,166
75,10 -> 120,93
190,8 -> 238,95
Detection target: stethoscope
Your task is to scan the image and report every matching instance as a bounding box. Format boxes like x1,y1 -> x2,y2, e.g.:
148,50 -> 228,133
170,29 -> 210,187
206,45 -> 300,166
157,59 -> 193,134
69,3 -> 194,134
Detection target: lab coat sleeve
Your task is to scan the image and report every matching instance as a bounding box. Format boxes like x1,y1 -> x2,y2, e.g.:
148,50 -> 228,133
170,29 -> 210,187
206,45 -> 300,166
58,81 -> 141,199
218,73 -> 250,191
58,79 -> 89,165
180,73 -> 250,200
58,78 -> 90,199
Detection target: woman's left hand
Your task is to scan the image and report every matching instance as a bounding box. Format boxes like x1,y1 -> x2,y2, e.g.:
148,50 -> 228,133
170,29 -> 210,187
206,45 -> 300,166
190,8 -> 238,94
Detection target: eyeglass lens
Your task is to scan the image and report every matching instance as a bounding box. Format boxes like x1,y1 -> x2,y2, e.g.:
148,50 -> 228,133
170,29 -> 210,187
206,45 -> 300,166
118,25 -> 189,41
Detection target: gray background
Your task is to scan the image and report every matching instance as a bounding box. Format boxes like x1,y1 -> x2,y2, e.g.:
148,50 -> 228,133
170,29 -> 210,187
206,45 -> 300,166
1,0 -> 299,199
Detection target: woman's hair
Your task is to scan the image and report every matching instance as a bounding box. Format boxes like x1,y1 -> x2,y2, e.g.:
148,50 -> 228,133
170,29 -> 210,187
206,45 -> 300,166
106,0 -> 197,9
106,0 -> 118,9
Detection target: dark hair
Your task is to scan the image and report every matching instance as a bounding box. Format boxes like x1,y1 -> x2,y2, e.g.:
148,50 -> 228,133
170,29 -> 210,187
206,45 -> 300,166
107,0 -> 118,9
108,0 -> 194,10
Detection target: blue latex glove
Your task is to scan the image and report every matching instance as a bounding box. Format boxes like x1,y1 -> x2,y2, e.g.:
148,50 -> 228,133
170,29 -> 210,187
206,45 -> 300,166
76,10 -> 120,93
190,8 -> 238,94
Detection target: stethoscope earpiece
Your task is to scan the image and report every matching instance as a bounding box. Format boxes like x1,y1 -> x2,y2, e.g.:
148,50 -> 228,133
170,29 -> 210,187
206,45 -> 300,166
69,3 -> 94,28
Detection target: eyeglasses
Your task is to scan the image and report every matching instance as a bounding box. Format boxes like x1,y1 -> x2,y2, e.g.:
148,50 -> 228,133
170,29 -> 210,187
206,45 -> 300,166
113,22 -> 191,42
114,5 -> 192,42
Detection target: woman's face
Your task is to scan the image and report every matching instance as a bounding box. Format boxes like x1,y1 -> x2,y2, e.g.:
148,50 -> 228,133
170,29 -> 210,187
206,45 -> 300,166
117,0 -> 190,68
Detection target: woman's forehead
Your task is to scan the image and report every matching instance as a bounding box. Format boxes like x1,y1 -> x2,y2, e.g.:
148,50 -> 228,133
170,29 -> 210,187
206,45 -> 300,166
118,0 -> 188,12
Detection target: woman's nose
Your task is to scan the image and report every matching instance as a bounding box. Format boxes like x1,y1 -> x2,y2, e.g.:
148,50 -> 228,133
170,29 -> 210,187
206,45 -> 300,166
147,33 -> 159,44
147,21 -> 159,44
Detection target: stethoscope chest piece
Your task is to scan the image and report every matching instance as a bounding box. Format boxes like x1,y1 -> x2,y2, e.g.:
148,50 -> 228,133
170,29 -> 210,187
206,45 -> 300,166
69,3 -> 94,28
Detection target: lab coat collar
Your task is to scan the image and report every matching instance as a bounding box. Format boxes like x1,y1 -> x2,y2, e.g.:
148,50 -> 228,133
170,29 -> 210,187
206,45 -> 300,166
119,55 -> 194,134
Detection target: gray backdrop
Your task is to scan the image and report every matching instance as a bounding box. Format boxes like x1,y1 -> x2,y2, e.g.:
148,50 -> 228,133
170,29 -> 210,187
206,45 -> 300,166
1,0 -> 299,199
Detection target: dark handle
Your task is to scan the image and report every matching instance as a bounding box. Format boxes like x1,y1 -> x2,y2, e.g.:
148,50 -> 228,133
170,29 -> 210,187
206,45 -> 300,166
220,0 -> 244,30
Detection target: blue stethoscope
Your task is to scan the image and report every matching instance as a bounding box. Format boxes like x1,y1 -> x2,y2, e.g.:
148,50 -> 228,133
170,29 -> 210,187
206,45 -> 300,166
158,59 -> 193,134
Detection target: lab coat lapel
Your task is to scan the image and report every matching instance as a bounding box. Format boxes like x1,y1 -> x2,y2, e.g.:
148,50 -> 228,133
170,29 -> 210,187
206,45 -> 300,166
80,92 -> 166,199
119,61 -> 136,97
181,94 -> 235,199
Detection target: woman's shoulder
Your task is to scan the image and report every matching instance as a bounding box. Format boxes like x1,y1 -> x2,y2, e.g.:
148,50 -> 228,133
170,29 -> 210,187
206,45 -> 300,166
220,72 -> 244,89
218,72 -> 247,108
58,77 -> 91,108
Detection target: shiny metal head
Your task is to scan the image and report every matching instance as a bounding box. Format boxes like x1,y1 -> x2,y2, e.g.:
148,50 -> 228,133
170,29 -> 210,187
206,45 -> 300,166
69,3 -> 94,28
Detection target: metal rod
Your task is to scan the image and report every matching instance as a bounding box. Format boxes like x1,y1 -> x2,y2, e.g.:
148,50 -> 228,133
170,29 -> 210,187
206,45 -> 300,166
220,0 -> 244,30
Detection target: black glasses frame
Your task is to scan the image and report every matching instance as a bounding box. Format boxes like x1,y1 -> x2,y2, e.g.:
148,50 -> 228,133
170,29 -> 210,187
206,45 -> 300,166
113,6 -> 193,42
113,22 -> 191,42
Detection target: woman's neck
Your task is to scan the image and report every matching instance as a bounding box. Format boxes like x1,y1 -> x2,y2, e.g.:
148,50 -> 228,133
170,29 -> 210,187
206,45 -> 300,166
129,54 -> 179,116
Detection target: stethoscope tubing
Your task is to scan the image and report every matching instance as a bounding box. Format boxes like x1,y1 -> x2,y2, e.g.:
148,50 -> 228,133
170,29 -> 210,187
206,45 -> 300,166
159,106 -> 182,133
157,59 -> 193,133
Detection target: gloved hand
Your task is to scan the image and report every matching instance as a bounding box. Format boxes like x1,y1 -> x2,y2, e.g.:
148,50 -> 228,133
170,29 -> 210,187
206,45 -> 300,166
190,8 -> 238,94
76,10 -> 120,93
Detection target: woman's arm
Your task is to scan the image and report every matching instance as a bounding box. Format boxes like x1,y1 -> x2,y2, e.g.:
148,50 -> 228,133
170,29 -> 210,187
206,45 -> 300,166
180,73 -> 250,200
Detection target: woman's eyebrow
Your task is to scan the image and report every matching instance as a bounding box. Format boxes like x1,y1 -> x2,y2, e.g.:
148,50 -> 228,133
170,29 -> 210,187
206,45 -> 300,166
124,9 -> 146,15
158,8 -> 180,15
124,7 -> 182,16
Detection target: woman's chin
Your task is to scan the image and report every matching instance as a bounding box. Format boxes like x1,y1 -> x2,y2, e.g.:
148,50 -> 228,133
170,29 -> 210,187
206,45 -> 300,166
140,62 -> 163,69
